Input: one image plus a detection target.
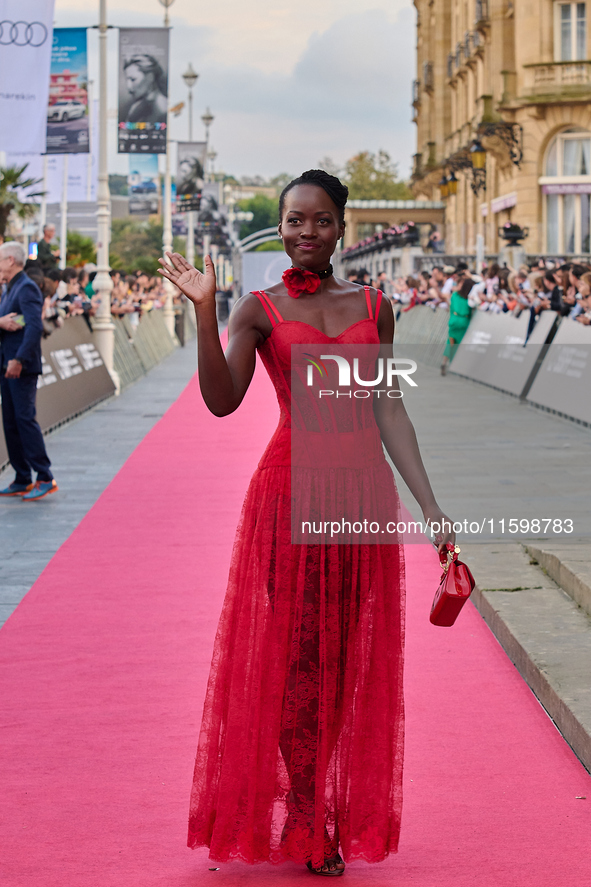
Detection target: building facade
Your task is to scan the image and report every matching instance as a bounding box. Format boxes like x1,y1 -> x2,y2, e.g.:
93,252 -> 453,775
412,0 -> 591,258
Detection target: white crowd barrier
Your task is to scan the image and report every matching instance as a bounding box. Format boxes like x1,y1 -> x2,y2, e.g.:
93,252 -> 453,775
449,310 -> 558,398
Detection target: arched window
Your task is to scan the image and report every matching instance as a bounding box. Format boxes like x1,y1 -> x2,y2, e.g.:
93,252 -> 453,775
541,129 -> 591,253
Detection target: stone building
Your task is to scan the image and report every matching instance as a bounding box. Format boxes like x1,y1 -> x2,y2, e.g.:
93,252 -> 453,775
412,0 -> 591,258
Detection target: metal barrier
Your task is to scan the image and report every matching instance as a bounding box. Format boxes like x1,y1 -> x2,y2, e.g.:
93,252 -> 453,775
112,307 -> 190,389
393,305 -> 450,368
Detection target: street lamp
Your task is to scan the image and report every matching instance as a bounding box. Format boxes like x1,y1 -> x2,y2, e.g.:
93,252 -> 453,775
439,174 -> 449,199
201,107 -> 214,145
160,0 -> 176,338
182,63 -> 198,140
158,0 -> 175,27
93,0 -> 117,389
208,149 -> 217,179
447,171 -> 458,196
470,139 -> 487,169
201,107 -> 215,259
182,63 -> 199,267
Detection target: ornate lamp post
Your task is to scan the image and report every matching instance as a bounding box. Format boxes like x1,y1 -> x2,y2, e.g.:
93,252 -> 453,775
159,0 -> 176,337
200,107 -> 214,258
201,107 -> 214,180
93,0 -> 117,388
182,63 -> 199,267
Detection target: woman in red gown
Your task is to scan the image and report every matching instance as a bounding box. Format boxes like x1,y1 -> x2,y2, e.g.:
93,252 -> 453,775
159,170 -> 453,877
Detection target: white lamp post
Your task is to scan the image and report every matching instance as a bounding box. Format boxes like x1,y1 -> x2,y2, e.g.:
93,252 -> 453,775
200,107 -> 214,259
93,0 -> 117,388
159,0 -> 176,338
182,62 -> 198,268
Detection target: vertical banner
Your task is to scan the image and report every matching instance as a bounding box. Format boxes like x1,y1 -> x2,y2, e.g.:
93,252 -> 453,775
128,154 -> 160,214
118,28 -> 169,155
176,142 -> 206,212
46,28 -> 89,154
0,1 -> 55,153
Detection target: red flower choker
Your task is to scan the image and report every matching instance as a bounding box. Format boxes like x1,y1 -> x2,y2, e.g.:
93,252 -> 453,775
282,264 -> 333,298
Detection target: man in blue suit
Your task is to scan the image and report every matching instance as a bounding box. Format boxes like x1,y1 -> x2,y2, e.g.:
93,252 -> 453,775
0,242 -> 58,500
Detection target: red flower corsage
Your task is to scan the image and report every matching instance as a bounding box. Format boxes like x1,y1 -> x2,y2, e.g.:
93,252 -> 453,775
282,266 -> 321,298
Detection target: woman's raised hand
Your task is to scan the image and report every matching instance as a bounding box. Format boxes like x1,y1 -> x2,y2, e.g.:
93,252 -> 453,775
158,252 -> 216,306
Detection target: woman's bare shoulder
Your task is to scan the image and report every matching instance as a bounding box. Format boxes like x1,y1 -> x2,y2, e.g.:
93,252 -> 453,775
229,291 -> 273,337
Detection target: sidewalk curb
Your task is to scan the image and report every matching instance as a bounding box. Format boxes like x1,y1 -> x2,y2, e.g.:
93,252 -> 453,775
525,544 -> 591,617
471,583 -> 591,774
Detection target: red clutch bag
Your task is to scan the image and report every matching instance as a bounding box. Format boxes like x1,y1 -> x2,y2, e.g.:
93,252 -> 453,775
430,544 -> 475,627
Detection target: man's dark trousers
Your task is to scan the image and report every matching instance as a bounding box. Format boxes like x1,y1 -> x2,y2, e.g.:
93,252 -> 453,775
0,374 -> 53,484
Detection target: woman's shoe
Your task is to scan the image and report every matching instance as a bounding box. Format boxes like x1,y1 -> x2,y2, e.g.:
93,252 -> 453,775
306,852 -> 345,877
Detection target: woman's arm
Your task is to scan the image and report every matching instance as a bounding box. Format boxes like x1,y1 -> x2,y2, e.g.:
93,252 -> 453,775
158,253 -> 262,416
373,296 -> 455,548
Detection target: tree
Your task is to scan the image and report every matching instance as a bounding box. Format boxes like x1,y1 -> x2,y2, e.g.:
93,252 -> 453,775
237,194 -> 279,240
317,157 -> 343,178
109,219 -> 184,275
254,239 -> 284,252
0,165 -> 44,239
66,231 -> 96,266
343,151 -> 413,200
268,172 -> 294,192
108,174 -> 128,196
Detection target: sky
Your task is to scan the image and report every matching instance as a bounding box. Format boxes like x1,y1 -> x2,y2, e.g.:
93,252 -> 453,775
54,0 -> 417,181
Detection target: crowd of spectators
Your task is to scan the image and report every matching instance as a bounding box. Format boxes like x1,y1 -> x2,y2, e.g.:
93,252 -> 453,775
347,261 -> 591,327
21,260 -> 175,337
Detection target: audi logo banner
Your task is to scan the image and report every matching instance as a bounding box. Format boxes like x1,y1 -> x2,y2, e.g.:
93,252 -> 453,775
0,0 -> 55,154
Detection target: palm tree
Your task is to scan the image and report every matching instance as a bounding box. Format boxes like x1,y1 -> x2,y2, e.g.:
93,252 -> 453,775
0,164 -> 45,240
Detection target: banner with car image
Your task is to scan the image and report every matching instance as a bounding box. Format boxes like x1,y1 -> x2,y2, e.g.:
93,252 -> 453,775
128,154 -> 160,214
46,27 -> 89,154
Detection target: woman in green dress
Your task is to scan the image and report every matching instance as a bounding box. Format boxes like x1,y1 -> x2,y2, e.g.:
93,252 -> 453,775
441,276 -> 474,375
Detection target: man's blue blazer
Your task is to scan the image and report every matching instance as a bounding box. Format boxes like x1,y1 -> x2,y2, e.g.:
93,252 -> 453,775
0,272 -> 44,375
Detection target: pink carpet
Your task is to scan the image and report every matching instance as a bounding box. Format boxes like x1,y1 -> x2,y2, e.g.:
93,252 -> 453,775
1,350 -> 589,887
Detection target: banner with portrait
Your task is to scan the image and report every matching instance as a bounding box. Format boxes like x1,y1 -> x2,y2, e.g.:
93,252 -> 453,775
176,142 -> 206,212
118,28 -> 169,155
0,0 -> 55,154
128,154 -> 160,214
46,28 -> 89,154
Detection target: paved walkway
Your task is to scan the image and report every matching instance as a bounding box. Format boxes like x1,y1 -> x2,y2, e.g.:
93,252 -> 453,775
395,361 -> 591,545
0,342 -> 198,628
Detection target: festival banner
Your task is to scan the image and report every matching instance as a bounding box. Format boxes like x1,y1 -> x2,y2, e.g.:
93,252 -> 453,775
0,0 -> 55,154
46,28 -> 89,154
118,28 -> 169,155
176,142 -> 206,212
7,100 -> 98,204
128,154 -> 160,215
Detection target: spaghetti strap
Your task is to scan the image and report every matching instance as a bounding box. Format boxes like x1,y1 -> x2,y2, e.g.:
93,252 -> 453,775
255,290 -> 283,327
364,285 -> 373,320
375,290 -> 383,324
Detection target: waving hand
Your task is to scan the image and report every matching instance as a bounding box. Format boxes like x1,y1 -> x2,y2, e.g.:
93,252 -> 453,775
158,252 -> 217,306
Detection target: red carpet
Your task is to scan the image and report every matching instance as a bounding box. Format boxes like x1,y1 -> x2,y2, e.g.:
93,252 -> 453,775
1,349 -> 589,887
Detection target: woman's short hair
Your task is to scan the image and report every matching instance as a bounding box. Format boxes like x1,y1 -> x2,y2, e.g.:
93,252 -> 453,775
279,169 -> 349,224
123,54 -> 167,95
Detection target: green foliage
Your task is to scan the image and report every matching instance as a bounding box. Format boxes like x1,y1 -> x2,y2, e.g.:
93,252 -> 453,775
109,218 -> 184,275
66,231 -> 96,266
343,151 -> 413,200
268,172 -> 294,192
254,239 -> 284,252
0,164 -> 44,239
237,194 -> 279,240
109,174 -> 128,196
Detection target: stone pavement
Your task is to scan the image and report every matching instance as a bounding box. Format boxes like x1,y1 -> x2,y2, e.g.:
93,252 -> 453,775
0,341 -> 198,629
396,361 -> 591,772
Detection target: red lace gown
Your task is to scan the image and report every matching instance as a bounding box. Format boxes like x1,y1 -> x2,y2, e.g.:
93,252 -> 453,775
188,287 -> 405,869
